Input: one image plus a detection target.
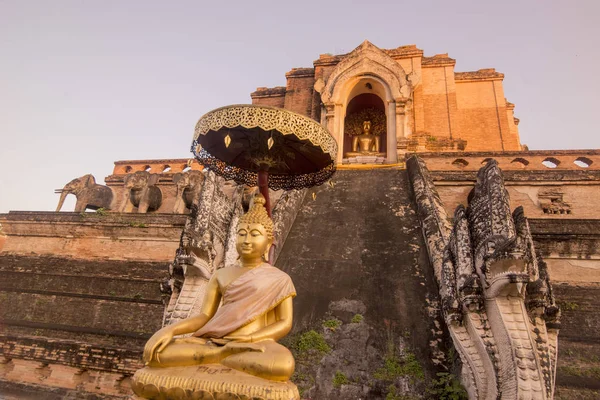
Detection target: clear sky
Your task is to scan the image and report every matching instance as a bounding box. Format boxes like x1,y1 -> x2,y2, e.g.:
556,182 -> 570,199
1,0 -> 599,213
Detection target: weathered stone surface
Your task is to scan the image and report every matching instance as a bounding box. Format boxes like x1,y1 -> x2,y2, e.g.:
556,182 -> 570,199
0,359 -> 132,399
0,212 -> 186,261
0,254 -> 165,398
328,299 -> 367,323
276,169 -> 443,399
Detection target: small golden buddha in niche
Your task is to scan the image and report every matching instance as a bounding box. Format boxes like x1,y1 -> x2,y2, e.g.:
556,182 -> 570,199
345,120 -> 385,159
352,120 -> 380,153
142,194 -> 296,382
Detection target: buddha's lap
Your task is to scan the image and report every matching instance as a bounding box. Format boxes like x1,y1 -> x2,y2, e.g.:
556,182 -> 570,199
221,340 -> 295,381
155,337 -> 293,370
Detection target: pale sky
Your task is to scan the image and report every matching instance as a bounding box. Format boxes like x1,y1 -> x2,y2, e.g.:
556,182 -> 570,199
1,0 -> 599,213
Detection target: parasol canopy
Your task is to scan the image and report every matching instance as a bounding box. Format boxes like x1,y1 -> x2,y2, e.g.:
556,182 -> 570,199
191,105 -> 337,191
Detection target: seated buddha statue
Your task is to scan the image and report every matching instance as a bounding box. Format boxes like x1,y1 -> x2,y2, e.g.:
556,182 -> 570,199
140,194 -> 297,384
346,120 -> 385,159
352,120 -> 379,153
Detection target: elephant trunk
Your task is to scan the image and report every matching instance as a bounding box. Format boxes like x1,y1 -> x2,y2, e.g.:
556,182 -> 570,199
56,191 -> 68,212
120,188 -> 132,212
174,185 -> 184,213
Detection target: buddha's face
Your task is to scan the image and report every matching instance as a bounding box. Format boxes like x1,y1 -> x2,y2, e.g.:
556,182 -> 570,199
236,222 -> 272,260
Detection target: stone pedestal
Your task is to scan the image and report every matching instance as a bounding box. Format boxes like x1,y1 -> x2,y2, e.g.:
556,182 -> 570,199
342,153 -> 387,165
131,364 -> 299,400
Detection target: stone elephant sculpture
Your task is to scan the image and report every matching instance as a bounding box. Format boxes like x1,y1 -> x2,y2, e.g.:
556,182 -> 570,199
119,171 -> 162,213
172,170 -> 205,213
55,174 -> 114,212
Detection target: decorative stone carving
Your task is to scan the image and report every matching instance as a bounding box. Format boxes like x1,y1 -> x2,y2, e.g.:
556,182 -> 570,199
162,171 -> 237,326
131,365 -> 299,400
172,170 -> 205,213
408,156 -> 560,400
119,171 -> 162,213
55,174 -> 114,212
538,188 -> 571,215
321,40 -> 411,104
398,132 -> 466,153
319,41 -> 416,164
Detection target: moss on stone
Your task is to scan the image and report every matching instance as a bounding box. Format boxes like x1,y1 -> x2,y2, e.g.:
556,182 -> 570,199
351,314 -> 364,323
322,318 -> 342,330
374,352 -> 424,382
559,300 -> 579,311
298,330 -> 331,354
332,371 -> 349,388
427,372 -> 468,399
558,365 -> 600,379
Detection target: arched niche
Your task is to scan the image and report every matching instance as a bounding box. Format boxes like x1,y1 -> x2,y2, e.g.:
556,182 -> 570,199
320,42 -> 413,164
343,82 -> 387,157
325,74 -> 400,163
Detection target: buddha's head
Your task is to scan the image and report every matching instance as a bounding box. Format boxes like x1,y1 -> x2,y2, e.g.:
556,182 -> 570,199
363,120 -> 371,134
236,193 -> 274,262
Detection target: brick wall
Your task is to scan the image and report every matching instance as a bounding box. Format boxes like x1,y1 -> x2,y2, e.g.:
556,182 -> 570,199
421,66 -> 453,137
0,358 -> 134,399
283,69 -> 315,117
250,87 -> 286,108
0,212 -> 186,261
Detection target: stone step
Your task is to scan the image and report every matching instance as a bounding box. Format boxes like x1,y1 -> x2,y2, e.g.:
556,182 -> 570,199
0,271 -> 162,302
0,291 -> 163,338
0,254 -> 168,281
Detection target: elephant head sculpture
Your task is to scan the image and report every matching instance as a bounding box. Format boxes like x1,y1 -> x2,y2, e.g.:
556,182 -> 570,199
119,171 -> 162,213
172,170 -> 205,213
55,174 -> 114,212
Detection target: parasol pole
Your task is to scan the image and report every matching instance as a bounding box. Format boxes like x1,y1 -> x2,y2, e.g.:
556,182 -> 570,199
257,169 -> 272,218
257,168 -> 277,262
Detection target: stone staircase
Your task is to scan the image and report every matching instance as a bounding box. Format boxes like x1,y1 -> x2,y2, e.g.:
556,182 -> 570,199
276,169 -> 444,399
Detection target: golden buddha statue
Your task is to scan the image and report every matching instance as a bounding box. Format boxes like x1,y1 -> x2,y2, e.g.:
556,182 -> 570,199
345,120 -> 385,159
131,194 -> 299,400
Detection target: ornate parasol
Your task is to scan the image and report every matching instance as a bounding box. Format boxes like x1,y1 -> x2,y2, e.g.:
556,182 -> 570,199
191,104 -> 337,216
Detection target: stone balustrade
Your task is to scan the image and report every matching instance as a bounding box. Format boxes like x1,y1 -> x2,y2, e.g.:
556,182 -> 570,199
411,149 -> 600,171
111,158 -> 203,175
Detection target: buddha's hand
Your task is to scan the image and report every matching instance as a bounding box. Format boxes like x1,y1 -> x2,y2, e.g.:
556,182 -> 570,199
223,334 -> 252,343
143,327 -> 175,364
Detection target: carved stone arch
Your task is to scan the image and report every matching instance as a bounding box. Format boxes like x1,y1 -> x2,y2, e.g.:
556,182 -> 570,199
321,41 -> 410,104
320,42 -> 413,164
344,73 -> 394,105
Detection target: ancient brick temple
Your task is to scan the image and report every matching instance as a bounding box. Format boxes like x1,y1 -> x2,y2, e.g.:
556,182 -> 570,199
1,42 -> 599,400
251,41 -> 522,162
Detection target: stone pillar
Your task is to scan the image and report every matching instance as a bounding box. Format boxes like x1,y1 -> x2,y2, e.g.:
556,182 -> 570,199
386,101 -> 398,163
323,102 -> 335,144
334,103 -> 344,163
395,99 -> 408,160
404,99 -> 413,138
395,100 -> 408,139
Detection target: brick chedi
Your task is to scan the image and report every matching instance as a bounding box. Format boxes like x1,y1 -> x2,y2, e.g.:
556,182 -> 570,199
251,41 -> 522,164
